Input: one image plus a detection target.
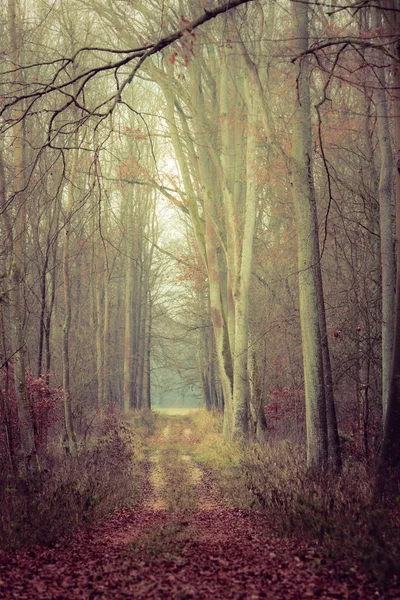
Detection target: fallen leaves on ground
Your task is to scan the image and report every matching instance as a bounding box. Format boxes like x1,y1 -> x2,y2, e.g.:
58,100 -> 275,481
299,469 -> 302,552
0,504 -> 394,599
0,417 -> 397,599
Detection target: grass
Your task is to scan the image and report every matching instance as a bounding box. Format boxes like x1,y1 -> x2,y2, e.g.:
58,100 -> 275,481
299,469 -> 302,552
158,447 -> 197,512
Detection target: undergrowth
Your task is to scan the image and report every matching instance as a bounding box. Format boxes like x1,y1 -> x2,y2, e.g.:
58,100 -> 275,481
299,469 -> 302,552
0,413 -> 143,549
130,409 -> 160,441
191,409 -> 400,586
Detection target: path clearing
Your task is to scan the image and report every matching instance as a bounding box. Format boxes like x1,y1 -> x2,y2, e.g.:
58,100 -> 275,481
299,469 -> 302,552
0,415 -> 395,599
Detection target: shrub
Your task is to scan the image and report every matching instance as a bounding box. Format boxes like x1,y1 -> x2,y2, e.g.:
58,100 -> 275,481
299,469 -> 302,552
0,367 -> 62,468
189,412 -> 400,585
129,409 -> 160,440
216,442 -> 400,584
0,414 -> 141,549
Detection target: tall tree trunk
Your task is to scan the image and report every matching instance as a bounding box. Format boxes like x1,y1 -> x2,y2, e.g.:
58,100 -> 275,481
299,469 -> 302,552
37,250 -> 49,378
316,270 -> 342,471
38,195 -> 60,379
103,255 -> 110,404
123,195 -> 133,413
373,7 -> 395,422
62,141 -> 78,455
198,293 -> 212,410
95,250 -> 104,408
145,289 -> 152,411
248,347 -> 269,443
0,174 -> 15,469
377,0 -> 400,482
44,199 -> 60,386
231,79 -> 258,439
291,0 -> 328,468
7,0 -> 37,470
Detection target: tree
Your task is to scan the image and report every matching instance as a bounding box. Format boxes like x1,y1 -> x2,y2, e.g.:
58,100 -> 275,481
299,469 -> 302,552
377,0 -> 400,483
7,0 -> 37,471
291,0 -> 329,468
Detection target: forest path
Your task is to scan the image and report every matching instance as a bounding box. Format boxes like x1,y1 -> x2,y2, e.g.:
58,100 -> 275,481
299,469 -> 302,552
0,415 -> 391,599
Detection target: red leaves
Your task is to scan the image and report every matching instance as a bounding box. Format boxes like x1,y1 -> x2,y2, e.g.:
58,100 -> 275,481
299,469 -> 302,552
0,367 -> 62,459
176,237 -> 207,293
0,446 -> 394,599
166,16 -> 197,68
117,156 -> 148,182
0,502 -> 387,599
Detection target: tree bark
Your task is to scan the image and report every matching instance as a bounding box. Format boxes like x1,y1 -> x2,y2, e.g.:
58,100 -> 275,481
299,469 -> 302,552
373,6 -> 395,423
291,0 -> 328,468
231,78 -> 258,439
62,141 -> 78,456
123,193 -> 133,413
7,0 -> 37,471
377,0 -> 400,482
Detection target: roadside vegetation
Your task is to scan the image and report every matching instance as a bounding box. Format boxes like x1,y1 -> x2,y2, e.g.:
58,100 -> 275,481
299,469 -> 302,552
0,408 -> 145,550
190,410 -> 400,585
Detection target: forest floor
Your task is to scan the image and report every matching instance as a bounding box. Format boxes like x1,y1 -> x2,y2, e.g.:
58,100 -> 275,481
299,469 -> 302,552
0,413 -> 397,599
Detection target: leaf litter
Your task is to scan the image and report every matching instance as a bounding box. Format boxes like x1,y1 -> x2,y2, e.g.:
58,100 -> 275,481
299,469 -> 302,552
0,417 -> 397,599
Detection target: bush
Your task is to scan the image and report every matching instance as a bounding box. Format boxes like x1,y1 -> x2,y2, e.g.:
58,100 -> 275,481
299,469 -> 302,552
0,368 -> 63,470
219,443 -> 400,584
189,412 -> 400,585
129,409 -> 160,441
0,414 -> 141,549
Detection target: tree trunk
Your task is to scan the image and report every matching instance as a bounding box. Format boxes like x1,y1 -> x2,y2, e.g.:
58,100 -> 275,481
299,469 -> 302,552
143,288 -> 152,411
62,142 -> 78,456
377,0 -> 400,483
316,268 -> 342,471
7,0 -> 37,471
44,200 -> 60,386
248,349 -> 268,443
291,0 -> 328,469
95,250 -> 104,408
373,7 -> 395,422
231,79 -> 258,439
123,194 -> 133,413
103,256 -> 110,405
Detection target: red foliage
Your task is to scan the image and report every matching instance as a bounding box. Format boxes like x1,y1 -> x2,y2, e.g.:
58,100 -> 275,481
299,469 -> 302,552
117,157 -> 149,184
166,18 -> 197,68
0,366 -> 62,459
26,371 -> 62,454
176,236 -> 207,293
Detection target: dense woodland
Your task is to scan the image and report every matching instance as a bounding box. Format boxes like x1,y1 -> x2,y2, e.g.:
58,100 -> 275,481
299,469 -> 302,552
1,0 -> 400,596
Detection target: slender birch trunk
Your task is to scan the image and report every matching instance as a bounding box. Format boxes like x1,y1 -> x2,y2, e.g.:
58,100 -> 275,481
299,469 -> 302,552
378,0 -> 400,480
62,139 -> 78,455
8,0 -> 37,470
373,7 -> 395,422
123,194 -> 133,413
231,81 -> 258,439
291,0 -> 328,468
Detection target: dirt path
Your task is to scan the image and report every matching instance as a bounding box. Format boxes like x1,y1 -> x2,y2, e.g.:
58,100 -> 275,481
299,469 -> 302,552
0,416 -> 395,599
